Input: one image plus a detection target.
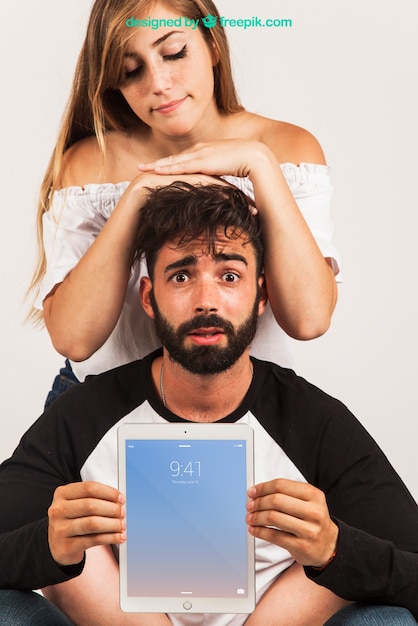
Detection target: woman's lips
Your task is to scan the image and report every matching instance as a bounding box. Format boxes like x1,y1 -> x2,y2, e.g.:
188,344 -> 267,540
152,96 -> 188,114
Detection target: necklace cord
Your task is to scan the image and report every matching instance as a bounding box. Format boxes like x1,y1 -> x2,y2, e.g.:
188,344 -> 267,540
159,361 -> 254,409
160,362 -> 166,407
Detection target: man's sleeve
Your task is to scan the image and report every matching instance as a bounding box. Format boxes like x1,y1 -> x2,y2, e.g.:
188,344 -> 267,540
306,517 -> 418,618
0,518 -> 84,590
0,410 -> 85,589
301,403 -> 418,619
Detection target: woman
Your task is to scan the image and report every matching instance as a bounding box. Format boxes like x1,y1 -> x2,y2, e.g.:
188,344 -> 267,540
29,0 -> 340,401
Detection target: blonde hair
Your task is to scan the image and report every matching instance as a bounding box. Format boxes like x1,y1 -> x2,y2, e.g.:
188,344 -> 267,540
28,0 -> 243,321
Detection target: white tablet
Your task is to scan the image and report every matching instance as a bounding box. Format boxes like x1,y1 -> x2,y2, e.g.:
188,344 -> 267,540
118,422 -> 255,614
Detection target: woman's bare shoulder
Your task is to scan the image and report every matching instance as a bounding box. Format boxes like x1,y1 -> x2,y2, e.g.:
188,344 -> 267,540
59,135 -> 104,188
59,130 -> 141,188
236,112 -> 326,165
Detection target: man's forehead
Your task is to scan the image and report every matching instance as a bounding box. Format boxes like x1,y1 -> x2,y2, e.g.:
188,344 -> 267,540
163,231 -> 253,261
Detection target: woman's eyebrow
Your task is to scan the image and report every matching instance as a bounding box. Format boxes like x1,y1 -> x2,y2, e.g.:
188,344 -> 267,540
124,30 -> 185,59
152,31 -> 184,47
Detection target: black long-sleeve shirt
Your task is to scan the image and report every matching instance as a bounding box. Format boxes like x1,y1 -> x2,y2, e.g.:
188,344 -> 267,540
1,351 -> 418,618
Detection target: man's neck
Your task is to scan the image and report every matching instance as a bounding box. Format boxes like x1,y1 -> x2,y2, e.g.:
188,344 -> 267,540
151,352 -> 254,423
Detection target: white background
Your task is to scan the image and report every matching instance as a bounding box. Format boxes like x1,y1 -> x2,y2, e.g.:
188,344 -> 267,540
1,1 -> 417,498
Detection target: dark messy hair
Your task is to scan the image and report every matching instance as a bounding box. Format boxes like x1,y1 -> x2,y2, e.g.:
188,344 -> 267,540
135,182 -> 263,279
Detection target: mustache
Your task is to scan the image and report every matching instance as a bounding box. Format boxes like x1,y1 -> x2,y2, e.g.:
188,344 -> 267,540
177,314 -> 235,335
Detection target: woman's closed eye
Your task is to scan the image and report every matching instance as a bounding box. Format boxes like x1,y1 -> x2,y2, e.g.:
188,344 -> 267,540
125,65 -> 144,80
163,44 -> 188,61
124,45 -> 188,81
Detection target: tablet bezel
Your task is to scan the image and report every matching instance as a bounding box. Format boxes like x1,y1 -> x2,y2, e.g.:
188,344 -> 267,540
118,422 -> 255,614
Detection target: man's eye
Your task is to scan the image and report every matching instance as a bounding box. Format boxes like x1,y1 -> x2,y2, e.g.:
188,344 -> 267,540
224,273 -> 239,283
172,273 -> 189,283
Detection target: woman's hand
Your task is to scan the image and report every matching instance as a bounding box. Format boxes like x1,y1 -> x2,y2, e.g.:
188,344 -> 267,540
137,139 -> 274,180
139,140 -> 337,341
44,170 -> 226,362
126,169 -> 228,201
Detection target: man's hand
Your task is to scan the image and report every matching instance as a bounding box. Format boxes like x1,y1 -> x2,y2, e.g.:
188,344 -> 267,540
48,481 -> 126,566
246,478 -> 338,568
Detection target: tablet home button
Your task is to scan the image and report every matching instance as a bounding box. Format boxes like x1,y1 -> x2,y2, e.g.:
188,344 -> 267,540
183,601 -> 192,610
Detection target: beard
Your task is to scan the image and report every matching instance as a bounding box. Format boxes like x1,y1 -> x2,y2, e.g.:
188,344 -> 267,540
150,292 -> 260,375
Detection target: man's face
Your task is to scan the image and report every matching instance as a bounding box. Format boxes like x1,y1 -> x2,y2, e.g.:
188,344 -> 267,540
140,230 -> 266,375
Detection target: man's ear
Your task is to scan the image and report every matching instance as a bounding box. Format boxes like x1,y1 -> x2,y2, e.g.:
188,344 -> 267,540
140,276 -> 155,319
257,275 -> 268,316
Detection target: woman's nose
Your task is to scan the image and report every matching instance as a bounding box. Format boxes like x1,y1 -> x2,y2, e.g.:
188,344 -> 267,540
148,62 -> 173,94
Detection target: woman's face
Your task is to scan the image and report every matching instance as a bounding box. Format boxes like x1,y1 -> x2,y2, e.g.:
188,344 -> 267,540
119,3 -> 220,138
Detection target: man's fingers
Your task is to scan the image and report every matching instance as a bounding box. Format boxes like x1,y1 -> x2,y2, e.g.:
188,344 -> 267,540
56,511 -> 126,538
54,481 -> 124,504
248,478 -> 315,501
49,496 -> 124,523
49,528 -> 126,567
48,481 -> 126,566
246,478 -> 338,567
246,507 -> 307,535
247,490 -> 310,518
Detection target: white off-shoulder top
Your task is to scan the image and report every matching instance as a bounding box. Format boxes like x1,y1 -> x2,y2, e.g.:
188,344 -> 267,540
37,164 -> 341,382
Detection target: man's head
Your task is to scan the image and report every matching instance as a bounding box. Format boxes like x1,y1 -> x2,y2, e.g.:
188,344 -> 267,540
137,181 -> 267,375
136,181 -> 263,280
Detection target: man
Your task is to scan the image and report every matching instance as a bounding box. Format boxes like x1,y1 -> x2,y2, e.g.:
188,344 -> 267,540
1,182 -> 417,626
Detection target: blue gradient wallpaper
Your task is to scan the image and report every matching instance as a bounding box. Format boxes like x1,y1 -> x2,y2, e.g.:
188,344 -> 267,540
125,439 -> 249,598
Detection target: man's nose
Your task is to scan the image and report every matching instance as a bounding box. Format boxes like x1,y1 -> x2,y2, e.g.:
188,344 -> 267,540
193,281 -> 219,314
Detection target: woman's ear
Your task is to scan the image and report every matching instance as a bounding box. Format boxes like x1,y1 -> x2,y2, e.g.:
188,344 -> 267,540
140,276 -> 155,319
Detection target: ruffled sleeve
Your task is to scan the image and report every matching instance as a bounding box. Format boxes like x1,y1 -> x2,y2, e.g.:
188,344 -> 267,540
35,182 -> 129,309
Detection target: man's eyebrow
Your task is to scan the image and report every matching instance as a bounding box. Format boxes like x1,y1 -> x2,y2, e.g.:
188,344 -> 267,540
124,31 -> 184,59
164,255 -> 197,274
214,252 -> 248,266
163,252 -> 248,274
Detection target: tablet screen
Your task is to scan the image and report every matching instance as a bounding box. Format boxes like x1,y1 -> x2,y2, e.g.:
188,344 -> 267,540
118,423 -> 255,614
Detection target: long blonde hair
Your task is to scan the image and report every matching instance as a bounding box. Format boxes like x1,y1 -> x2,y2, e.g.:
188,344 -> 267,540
28,0 -> 243,321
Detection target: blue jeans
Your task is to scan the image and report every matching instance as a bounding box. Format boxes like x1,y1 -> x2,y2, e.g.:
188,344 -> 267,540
0,590 -> 75,625
0,593 -> 416,625
324,603 -> 417,625
44,360 -> 80,409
